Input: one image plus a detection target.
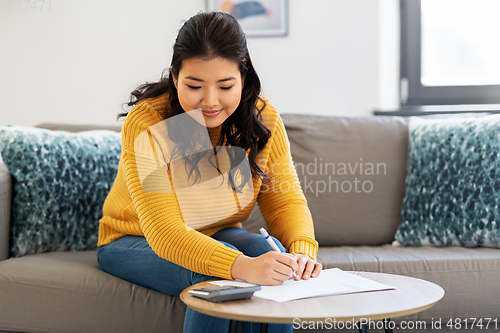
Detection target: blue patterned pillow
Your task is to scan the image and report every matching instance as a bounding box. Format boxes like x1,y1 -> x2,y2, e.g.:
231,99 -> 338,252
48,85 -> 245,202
0,126 -> 121,257
395,115 -> 500,247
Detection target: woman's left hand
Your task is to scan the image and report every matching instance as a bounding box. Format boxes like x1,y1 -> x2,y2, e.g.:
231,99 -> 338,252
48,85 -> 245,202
288,253 -> 323,280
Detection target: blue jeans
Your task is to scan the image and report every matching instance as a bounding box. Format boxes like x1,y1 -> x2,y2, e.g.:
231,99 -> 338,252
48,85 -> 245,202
97,227 -> 293,333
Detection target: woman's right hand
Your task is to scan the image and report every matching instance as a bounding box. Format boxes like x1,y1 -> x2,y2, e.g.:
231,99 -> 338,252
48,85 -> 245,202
230,252 -> 298,285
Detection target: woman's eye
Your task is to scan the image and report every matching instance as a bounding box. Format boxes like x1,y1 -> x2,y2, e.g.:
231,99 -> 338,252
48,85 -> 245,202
220,86 -> 233,91
187,85 -> 201,90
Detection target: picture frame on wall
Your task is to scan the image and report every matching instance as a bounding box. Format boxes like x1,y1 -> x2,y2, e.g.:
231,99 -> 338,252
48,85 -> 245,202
206,0 -> 288,37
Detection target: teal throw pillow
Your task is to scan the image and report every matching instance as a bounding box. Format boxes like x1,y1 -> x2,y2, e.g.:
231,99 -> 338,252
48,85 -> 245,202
395,115 -> 500,247
0,126 -> 121,257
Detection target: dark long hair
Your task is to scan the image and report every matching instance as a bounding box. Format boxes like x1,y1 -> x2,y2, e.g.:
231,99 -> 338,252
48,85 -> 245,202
119,11 -> 271,190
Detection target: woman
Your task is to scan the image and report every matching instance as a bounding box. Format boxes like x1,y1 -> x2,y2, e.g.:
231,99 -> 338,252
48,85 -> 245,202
97,11 -> 322,333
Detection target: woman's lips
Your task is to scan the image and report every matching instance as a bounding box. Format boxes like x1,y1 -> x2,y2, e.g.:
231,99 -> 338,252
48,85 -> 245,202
202,109 -> 222,117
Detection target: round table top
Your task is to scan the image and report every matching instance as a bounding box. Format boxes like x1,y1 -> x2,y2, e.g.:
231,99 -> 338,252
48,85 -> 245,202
180,271 -> 445,324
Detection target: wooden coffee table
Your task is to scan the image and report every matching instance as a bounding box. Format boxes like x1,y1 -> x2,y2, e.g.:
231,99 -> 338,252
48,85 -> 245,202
180,271 -> 444,332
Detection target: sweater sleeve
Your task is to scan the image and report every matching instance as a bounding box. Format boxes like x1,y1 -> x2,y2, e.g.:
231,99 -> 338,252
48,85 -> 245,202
121,102 -> 242,279
257,112 -> 319,260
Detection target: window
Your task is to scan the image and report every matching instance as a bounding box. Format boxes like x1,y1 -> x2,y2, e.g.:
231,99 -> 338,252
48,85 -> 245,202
381,0 -> 500,115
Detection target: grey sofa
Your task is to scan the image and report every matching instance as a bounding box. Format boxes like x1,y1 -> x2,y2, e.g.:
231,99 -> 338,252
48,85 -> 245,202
1,115 -> 499,333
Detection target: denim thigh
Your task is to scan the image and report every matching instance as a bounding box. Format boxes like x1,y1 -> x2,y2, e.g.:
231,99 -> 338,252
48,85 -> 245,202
211,227 -> 287,256
97,235 -> 238,296
97,231 -> 292,333
97,228 -> 286,295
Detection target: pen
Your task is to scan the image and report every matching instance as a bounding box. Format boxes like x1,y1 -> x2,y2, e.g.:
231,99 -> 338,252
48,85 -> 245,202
259,228 -> 299,279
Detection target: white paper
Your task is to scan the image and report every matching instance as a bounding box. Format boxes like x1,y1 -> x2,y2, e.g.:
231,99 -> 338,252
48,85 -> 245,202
209,268 -> 395,302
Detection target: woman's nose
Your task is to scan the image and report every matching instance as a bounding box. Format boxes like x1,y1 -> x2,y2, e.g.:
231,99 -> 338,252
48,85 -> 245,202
202,87 -> 218,107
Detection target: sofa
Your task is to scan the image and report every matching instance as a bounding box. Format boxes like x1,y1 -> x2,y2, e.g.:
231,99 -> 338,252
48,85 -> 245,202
1,114 -> 499,333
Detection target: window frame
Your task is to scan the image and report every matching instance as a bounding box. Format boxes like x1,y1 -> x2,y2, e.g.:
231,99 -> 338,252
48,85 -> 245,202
400,0 -> 500,106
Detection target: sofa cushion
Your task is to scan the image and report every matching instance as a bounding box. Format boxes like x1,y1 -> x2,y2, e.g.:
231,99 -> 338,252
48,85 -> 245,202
317,244 -> 500,323
0,126 -> 121,257
245,114 -> 410,247
0,251 -> 186,333
395,115 -> 500,247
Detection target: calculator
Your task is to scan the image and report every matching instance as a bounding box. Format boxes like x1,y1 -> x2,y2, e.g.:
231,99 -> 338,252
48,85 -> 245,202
188,285 -> 261,302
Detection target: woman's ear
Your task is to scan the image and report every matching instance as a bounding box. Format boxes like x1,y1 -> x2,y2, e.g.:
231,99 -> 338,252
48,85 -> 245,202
170,67 -> 178,89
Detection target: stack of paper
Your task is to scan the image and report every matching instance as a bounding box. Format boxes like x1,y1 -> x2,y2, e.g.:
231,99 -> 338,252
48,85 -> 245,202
209,268 -> 395,302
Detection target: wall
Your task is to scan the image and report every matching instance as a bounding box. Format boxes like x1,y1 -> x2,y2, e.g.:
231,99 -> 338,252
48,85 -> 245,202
0,0 -> 399,127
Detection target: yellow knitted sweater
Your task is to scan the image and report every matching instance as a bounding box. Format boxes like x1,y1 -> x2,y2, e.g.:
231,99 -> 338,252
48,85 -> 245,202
98,93 -> 318,280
